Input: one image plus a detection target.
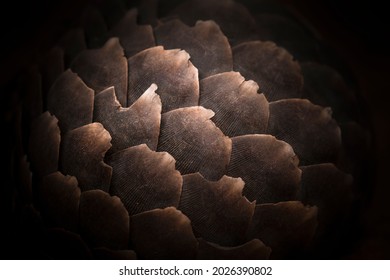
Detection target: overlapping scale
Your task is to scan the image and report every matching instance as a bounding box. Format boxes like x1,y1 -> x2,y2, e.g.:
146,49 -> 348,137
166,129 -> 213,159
28,112 -> 60,177
233,41 -> 303,101
94,84 -> 161,154
246,201 -> 318,259
61,123 -> 112,192
79,190 -> 129,250
108,144 -> 182,215
170,0 -> 258,46
17,0 -> 366,260
47,69 -> 94,132
39,172 -> 80,231
227,134 -> 301,203
154,19 -> 232,78
267,99 -> 342,165
127,46 -> 199,112
109,9 -> 155,57
200,71 -> 269,137
179,173 -> 255,246
130,207 -> 198,259
197,238 -> 271,260
158,106 -> 231,180
71,38 -> 128,107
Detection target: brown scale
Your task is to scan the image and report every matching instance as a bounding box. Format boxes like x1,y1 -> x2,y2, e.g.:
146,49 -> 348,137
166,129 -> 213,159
39,172 -> 80,232
169,0 -> 259,46
108,144 -> 182,215
94,84 -> 161,154
158,106 -> 231,180
127,46 -> 199,112
71,38 -> 128,107
233,40 -> 304,101
155,19 -> 233,78
246,201 -> 318,259
47,69 -> 94,133
200,71 -> 269,137
267,99 -> 342,165
130,207 -> 198,259
79,190 -> 129,250
28,112 -> 60,177
227,134 -> 301,204
179,173 -> 255,246
61,123 -> 112,192
108,9 -> 155,58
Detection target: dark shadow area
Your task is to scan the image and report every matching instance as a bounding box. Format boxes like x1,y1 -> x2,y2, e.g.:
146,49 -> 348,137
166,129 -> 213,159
280,0 -> 390,259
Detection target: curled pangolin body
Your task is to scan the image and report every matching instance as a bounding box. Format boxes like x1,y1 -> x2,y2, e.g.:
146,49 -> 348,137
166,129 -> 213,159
17,0 -> 370,259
